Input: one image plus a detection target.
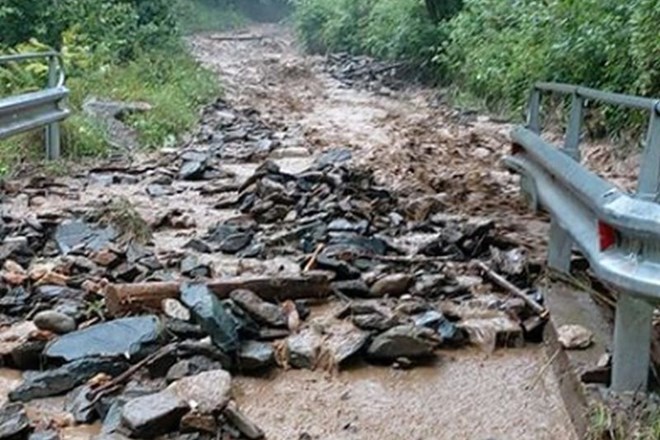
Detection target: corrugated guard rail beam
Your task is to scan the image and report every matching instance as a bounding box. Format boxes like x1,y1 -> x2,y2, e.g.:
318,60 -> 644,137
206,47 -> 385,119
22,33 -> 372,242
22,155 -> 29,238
505,82 -> 660,393
0,52 -> 69,160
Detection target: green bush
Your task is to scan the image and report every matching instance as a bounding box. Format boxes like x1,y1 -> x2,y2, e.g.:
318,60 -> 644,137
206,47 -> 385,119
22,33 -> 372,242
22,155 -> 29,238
291,0 -> 449,66
0,0 -> 228,176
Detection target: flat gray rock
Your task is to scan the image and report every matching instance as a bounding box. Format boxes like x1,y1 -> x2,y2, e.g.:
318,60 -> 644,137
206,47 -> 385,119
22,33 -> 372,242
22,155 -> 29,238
367,325 -> 438,361
44,316 -> 161,362
121,391 -> 189,438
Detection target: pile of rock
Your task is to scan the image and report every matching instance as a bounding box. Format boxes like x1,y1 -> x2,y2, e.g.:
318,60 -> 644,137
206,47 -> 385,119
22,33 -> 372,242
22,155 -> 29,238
0,96 -> 545,440
324,53 -> 412,93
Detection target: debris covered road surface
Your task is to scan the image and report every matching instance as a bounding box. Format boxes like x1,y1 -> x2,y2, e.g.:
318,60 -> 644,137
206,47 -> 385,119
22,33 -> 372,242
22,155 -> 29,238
0,25 -> 579,440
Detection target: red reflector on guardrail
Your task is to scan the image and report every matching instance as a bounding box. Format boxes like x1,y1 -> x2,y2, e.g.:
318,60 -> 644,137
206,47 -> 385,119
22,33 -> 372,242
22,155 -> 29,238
598,221 -> 616,251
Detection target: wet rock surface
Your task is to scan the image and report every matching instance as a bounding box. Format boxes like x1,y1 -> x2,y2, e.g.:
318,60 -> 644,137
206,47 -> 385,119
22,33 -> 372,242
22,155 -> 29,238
367,325 -> 439,361
9,358 -> 129,402
44,316 -> 161,362
0,404 -> 30,440
121,391 -> 189,438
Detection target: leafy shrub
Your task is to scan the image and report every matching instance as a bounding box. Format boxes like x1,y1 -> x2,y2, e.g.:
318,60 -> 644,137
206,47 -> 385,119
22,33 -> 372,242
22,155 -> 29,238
362,0 -> 445,62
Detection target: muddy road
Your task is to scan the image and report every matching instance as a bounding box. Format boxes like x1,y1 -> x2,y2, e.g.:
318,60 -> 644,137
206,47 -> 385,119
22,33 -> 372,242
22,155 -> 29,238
0,24 -> 580,440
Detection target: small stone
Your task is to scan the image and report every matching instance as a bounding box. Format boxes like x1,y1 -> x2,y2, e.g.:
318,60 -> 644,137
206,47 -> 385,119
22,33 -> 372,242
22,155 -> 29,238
179,161 -> 207,181
367,325 -> 438,361
370,274 -> 413,297
180,256 -> 211,278
180,412 -> 217,434
230,290 -> 286,327
0,404 -> 30,440
33,311 -> 76,334
167,369 -> 232,414
286,329 -> 322,370
163,299 -> 191,322
558,325 -> 593,350
223,401 -> 264,439
121,391 -> 189,438
92,249 -> 120,267
166,357 -> 222,383
238,341 -> 275,372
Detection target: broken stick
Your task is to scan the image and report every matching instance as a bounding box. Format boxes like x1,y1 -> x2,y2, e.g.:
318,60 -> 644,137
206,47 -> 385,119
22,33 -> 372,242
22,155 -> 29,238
473,261 -> 548,318
104,272 -> 333,316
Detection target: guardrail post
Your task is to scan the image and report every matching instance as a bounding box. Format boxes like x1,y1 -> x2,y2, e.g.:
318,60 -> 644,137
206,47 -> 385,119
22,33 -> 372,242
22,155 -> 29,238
527,89 -> 541,134
564,93 -> 584,161
637,109 -> 660,200
547,219 -> 572,273
612,292 -> 654,392
45,55 -> 61,160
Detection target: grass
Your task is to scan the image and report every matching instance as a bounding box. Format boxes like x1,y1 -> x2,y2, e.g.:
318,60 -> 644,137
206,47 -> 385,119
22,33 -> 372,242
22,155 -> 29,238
0,49 -> 220,178
588,399 -> 660,440
97,196 -> 152,244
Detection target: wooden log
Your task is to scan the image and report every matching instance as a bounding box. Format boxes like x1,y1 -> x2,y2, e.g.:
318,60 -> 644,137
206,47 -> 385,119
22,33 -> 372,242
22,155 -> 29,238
473,260 -> 548,318
104,272 -> 333,316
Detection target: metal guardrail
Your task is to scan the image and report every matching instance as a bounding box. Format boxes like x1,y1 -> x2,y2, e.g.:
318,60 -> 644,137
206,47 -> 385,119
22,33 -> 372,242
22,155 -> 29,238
505,82 -> 660,392
0,52 -> 69,160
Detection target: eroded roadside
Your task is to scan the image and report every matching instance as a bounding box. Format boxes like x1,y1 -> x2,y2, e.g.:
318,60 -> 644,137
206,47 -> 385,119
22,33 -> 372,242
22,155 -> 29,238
0,24 -> 579,440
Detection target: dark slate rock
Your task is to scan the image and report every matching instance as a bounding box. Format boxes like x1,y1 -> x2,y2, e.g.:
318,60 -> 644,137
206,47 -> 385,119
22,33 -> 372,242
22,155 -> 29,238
0,404 -> 30,440
412,311 -> 445,329
313,148 -> 352,169
165,356 -> 222,383
66,385 -> 96,424
0,288 -> 29,315
164,319 -> 206,340
230,290 -> 285,328
9,358 -> 129,402
366,325 -> 438,361
327,219 -> 368,234
33,285 -> 84,301
351,314 -> 398,332
120,391 -> 189,438
223,401 -> 264,440
332,280 -> 371,298
370,274 -> 413,297
180,284 -> 240,354
100,398 -> 129,435
179,161 -> 207,181
44,316 -> 161,362
176,339 -> 232,369
237,341 -> 274,372
0,237 -> 33,268
180,256 -> 211,278
437,319 -> 467,346
10,340 -> 47,371
54,220 -> 117,254
184,238 -> 213,254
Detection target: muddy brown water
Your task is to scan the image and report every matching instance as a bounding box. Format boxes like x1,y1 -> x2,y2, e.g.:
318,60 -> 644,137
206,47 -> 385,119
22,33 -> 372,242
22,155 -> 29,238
234,349 -> 576,440
0,24 -> 582,440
